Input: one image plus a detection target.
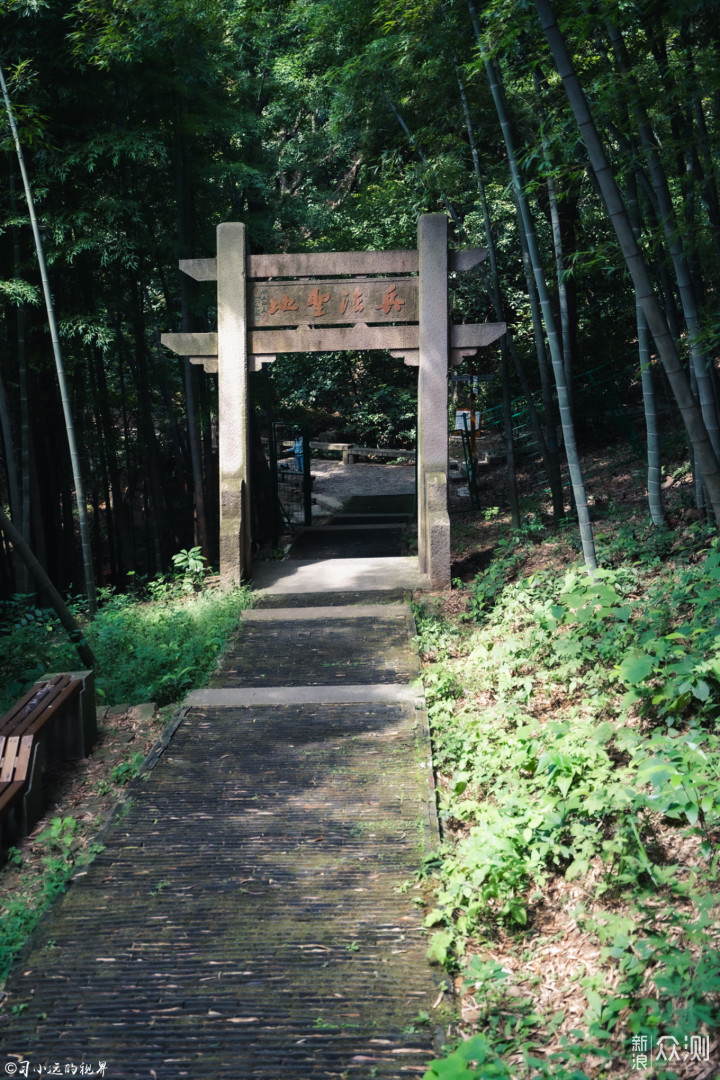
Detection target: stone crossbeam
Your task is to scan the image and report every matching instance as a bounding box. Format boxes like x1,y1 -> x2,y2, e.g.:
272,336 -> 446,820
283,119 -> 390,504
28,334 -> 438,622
179,247 -> 488,281
161,321 -> 506,363
163,220 -> 506,588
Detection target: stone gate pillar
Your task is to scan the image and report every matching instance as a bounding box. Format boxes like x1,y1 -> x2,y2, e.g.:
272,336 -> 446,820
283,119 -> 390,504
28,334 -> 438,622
217,222 -> 251,583
163,217 -> 505,591
417,214 -> 451,589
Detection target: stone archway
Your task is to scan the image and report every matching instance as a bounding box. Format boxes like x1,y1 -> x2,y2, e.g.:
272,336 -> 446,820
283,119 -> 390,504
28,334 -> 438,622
163,215 -> 505,590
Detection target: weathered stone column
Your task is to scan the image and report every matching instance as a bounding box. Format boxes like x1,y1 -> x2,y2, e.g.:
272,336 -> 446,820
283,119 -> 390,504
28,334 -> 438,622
417,214 -> 451,589
217,222 -> 251,584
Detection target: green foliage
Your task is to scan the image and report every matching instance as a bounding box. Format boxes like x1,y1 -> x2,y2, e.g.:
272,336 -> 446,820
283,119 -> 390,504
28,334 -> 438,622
615,545 -> 720,726
110,751 -> 145,785
87,584 -> 252,704
0,817 -> 83,982
416,529 -> 720,1076
467,533 -> 528,618
171,546 -> 209,592
0,595 -> 70,702
35,816 -> 79,853
423,1034 -> 511,1079
0,584 -> 253,712
0,859 -> 72,982
0,277 -> 41,305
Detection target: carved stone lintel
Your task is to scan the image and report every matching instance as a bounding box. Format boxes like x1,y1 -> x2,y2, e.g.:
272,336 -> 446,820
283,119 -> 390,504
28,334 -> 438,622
249,278 -> 417,326
162,331 -> 217,355
451,322 -> 506,348
248,355 -> 277,371
250,250 -> 417,278
451,349 -> 480,366
190,356 -> 218,373
163,323 -> 505,363
179,248 -> 488,283
389,350 -> 419,366
179,257 -> 217,281
448,248 -> 489,272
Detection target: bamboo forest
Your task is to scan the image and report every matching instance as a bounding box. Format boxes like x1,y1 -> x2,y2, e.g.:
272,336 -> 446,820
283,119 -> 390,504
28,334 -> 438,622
1,0 -> 720,1078
0,0 -> 717,597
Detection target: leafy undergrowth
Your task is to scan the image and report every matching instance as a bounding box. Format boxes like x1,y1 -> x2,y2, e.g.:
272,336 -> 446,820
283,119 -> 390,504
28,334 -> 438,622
0,573 -> 253,712
417,518 -> 720,1079
0,567 -> 252,988
0,702 -> 171,988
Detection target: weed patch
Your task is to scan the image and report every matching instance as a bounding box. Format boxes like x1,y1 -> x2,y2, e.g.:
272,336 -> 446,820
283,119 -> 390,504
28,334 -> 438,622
0,817 -> 102,983
417,528 -> 720,1078
0,581 -> 253,711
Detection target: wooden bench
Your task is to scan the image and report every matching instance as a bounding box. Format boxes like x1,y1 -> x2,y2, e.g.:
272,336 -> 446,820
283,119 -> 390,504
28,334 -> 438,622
342,447 -> 415,464
270,440 -> 353,454
0,670 -> 96,852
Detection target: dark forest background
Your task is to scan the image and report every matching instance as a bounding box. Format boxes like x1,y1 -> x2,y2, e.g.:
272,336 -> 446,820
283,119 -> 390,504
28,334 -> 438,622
2,0 -> 720,598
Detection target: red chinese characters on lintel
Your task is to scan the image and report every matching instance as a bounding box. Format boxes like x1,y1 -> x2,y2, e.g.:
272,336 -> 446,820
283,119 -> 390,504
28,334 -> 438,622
265,284 -> 406,319
340,287 -> 365,315
307,287 -> 330,317
267,294 -> 299,315
374,284 -> 405,314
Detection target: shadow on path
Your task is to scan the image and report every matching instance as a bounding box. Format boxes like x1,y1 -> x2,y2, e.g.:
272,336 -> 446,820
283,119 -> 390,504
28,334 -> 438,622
0,512 -> 445,1079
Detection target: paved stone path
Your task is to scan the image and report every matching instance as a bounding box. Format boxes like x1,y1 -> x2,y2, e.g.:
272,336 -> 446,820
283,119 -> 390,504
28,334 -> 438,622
311,461 -> 416,503
0,508 -> 444,1078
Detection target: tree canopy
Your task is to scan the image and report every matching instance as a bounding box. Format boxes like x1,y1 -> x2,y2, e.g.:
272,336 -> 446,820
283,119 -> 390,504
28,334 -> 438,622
1,0 -> 720,592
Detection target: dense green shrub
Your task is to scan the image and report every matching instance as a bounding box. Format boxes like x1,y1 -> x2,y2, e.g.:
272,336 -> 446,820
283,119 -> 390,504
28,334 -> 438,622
0,583 -> 252,711
416,532 -> 720,1078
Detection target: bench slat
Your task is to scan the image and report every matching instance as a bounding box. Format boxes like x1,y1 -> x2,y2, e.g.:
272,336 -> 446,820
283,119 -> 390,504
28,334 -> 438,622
1,673 -> 93,853
0,736 -> 20,783
0,675 -> 64,722
0,682 -> 54,728
0,676 -> 69,736
5,678 -> 81,743
15,735 -> 34,784
0,735 -> 35,814
26,678 -> 82,736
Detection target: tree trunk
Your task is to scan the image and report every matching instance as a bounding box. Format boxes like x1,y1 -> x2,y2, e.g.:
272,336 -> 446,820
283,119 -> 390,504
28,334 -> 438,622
468,11 -> 596,569
91,344 -> 133,578
9,161 -> 33,593
453,53 -> 564,518
0,368 -> 20,527
0,504 -> 95,668
87,348 -> 117,581
28,424 -> 48,582
533,70 -> 573,397
502,340 -> 521,528
172,97 -> 210,559
0,61 -> 97,613
637,303 -> 664,526
514,188 -> 561,457
625,170 -> 665,528
690,66 -> 720,271
604,17 -> 720,464
117,344 -> 139,572
121,300 -> 165,574
534,0 -> 720,522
